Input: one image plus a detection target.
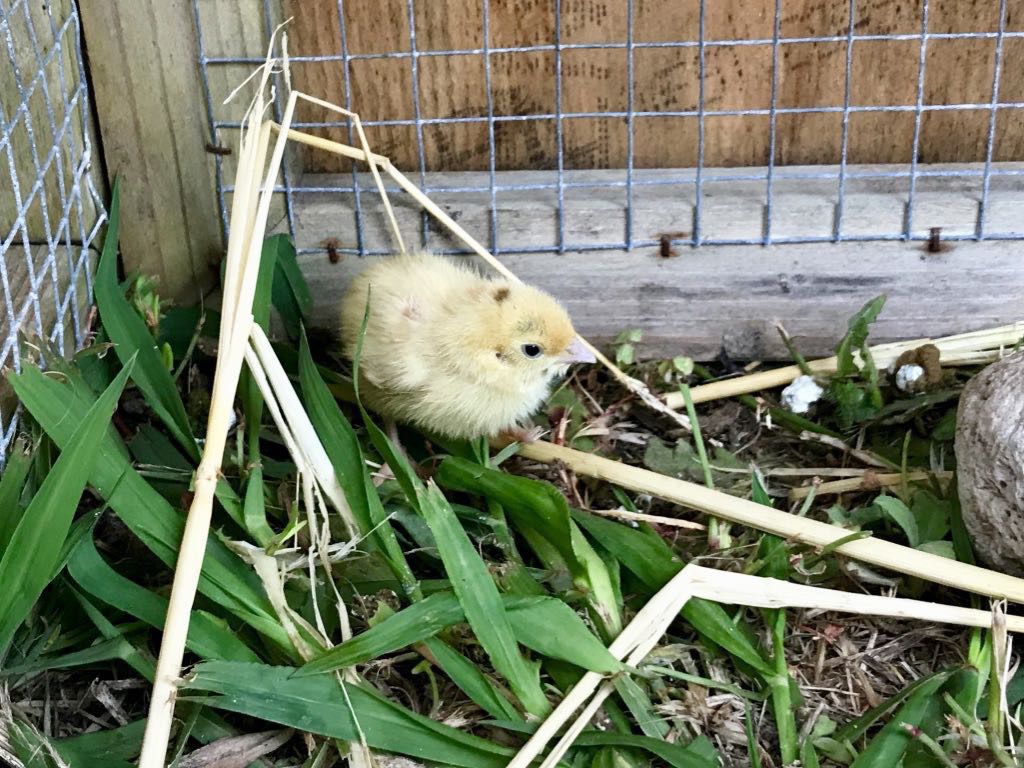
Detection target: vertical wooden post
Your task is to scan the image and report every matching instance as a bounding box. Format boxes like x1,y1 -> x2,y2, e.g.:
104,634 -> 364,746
78,0 -> 222,302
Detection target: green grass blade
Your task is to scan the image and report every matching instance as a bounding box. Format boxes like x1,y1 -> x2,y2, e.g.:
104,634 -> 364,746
421,636 -> 522,721
614,674 -> 669,739
9,366 -> 289,652
0,437 -> 32,556
301,591 -> 463,674
571,509 -> 683,591
2,635 -> 139,677
850,673 -> 949,767
419,481 -> 549,716
0,357 -> 135,657
94,180 -> 199,461
570,505 -> 774,679
242,466 -> 275,547
438,458 -> 622,634
303,591 -> 620,677
54,719 -> 145,768
187,660 -> 513,768
67,534 -> 259,662
834,671 -> 953,745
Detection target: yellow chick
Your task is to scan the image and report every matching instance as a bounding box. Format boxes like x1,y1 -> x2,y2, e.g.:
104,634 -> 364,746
339,252 -> 594,440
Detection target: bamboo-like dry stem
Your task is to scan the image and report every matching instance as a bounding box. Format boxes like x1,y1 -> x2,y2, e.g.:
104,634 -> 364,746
788,470 -> 953,501
666,322 -> 1024,408
512,559 -> 1023,766
589,506 -> 706,531
140,40 -> 306,767
514,439 -> 1024,604
273,124 -> 694,432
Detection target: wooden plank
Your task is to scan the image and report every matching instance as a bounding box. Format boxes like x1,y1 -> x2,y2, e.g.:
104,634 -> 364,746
295,239 -> 1024,361
289,163 -> 1024,360
0,0 -> 102,244
289,163 -> 1024,252
78,0 -> 222,302
288,0 -> 1023,172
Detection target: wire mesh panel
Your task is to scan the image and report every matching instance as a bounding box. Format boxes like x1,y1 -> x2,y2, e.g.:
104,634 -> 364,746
0,0 -> 106,463
193,0 -> 1024,260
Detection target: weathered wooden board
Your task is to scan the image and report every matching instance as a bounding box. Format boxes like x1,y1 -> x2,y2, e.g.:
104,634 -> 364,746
289,163 -> 1024,252
78,0 -> 223,302
287,0 -> 1024,173
0,0 -> 102,246
296,240 -> 1024,361
289,163 -> 1024,359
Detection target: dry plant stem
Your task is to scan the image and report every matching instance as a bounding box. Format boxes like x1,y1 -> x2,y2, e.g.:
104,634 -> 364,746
590,506 -> 705,531
799,431 -> 901,470
515,439 -> 1024,604
511,561 -> 1021,767
668,322 -> 1024,408
140,41 -> 298,766
683,565 -> 1024,632
273,124 -> 693,432
508,568 -> 697,768
788,471 -> 953,501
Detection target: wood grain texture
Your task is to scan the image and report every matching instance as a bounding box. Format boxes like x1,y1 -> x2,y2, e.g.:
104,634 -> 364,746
287,0 -> 1024,173
290,165 -> 1024,359
78,0 -> 222,302
0,0 -> 101,246
296,239 -> 1024,361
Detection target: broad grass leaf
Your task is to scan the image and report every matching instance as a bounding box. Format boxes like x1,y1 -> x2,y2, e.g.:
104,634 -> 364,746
437,458 -> 621,633
834,671 -> 953,745
570,504 -> 774,678
54,719 -> 145,768
416,482 -> 549,716
0,437 -> 32,557
9,366 -> 289,652
94,180 -> 198,461
873,495 -> 920,547
2,635 -> 140,677
850,672 -> 949,767
67,535 -> 259,662
420,636 -> 522,721
0,357 -> 134,658
187,661 -> 513,768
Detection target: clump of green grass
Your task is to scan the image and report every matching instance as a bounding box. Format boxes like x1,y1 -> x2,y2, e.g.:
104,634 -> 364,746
2,193 -> 1020,767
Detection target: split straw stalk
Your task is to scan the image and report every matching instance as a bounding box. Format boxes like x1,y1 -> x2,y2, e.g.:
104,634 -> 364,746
667,323 -> 1024,408
509,562 -> 1023,766
788,470 -> 954,501
273,125 -> 693,432
137,57 -> 289,767
515,439 -> 1024,604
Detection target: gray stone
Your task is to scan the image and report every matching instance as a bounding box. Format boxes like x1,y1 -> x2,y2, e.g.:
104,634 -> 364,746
955,351 -> 1024,575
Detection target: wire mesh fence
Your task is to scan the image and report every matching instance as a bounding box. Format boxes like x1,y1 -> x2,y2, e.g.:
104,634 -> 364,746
0,0 -> 106,464
194,0 -> 1024,259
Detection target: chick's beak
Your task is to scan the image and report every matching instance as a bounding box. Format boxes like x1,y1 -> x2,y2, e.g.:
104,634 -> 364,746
560,335 -> 596,364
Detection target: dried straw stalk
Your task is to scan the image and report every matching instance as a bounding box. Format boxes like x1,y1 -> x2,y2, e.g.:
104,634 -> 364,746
138,51 -> 287,766
515,439 -> 1024,604
509,562 -> 1023,766
788,470 -> 953,501
666,322 -> 1024,408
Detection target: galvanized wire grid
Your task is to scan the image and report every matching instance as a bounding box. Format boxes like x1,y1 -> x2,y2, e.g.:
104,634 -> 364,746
0,0 -> 106,462
195,0 -> 1024,258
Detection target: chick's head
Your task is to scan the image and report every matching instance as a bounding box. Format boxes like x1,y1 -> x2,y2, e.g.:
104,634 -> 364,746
445,281 -> 595,390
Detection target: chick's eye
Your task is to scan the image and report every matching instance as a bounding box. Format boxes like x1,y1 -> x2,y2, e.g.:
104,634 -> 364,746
521,343 -> 543,359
